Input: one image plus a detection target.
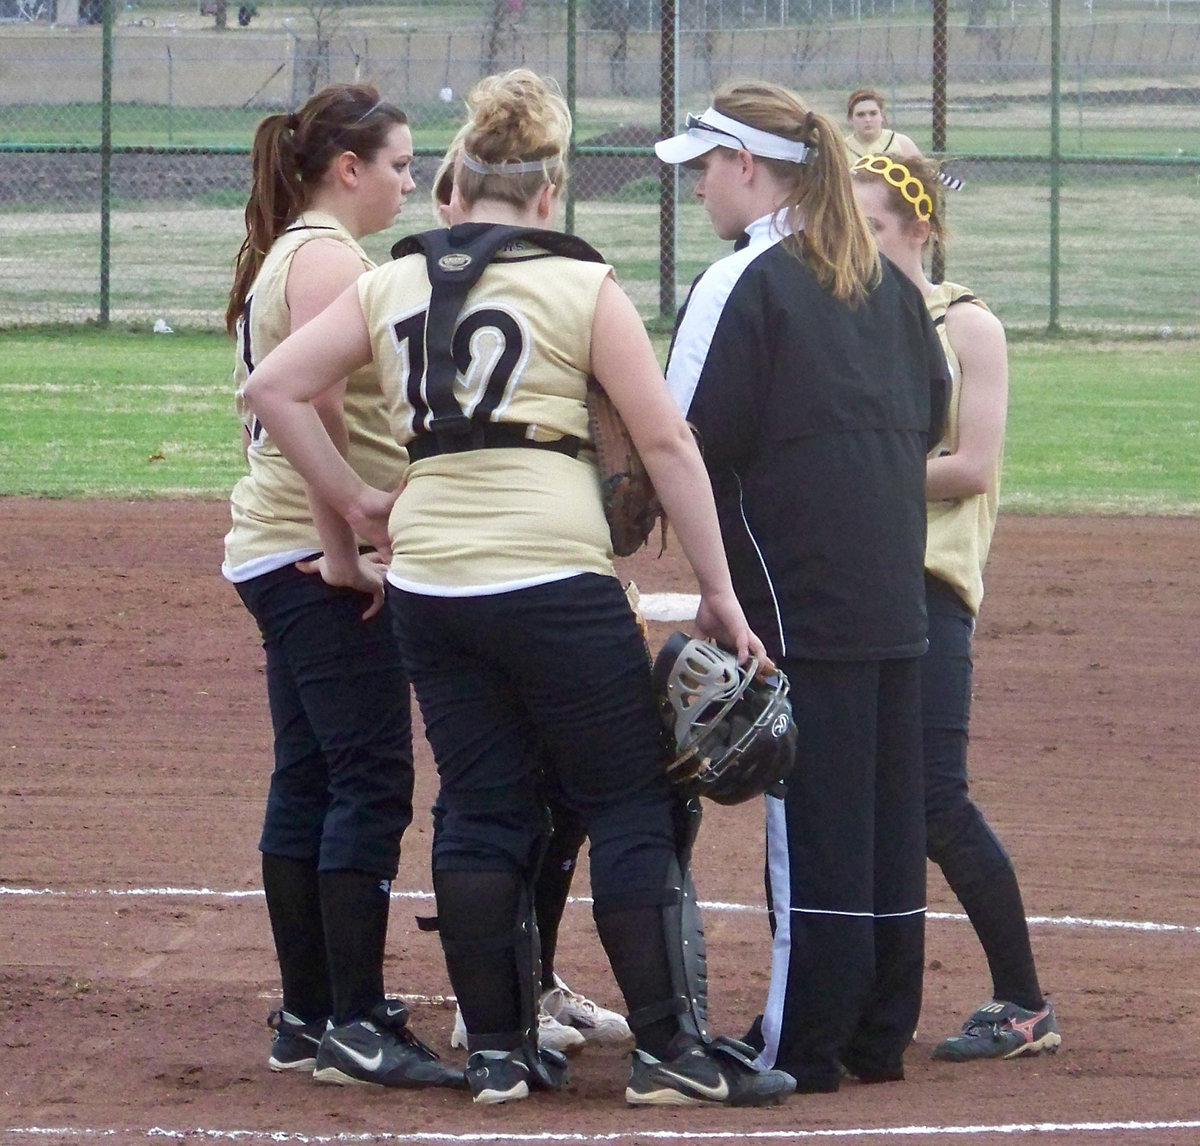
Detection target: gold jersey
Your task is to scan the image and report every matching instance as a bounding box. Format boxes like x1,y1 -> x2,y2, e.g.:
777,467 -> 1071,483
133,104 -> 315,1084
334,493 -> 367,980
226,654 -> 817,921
356,236 -> 616,594
844,129 -> 906,160
222,210 -> 406,582
924,280 -> 1003,615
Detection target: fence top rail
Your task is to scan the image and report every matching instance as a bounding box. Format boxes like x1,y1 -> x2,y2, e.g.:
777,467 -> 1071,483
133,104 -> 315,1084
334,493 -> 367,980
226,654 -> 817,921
2,143 -> 1198,166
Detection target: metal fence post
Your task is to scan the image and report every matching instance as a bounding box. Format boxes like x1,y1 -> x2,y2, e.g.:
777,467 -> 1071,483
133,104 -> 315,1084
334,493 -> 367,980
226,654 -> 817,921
1048,0 -> 1062,333
99,0 -> 114,326
931,0 -> 946,283
659,0 -> 678,323
565,0 -> 577,236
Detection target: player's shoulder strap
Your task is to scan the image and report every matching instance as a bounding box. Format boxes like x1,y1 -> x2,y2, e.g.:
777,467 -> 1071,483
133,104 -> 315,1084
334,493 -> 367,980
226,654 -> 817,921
388,223 -> 607,454
930,284 -> 981,327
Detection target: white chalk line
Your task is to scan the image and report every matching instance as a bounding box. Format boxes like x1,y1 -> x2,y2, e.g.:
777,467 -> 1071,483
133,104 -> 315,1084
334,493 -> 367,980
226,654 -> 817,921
2,885 -> 1197,937
5,1119 -> 1200,1143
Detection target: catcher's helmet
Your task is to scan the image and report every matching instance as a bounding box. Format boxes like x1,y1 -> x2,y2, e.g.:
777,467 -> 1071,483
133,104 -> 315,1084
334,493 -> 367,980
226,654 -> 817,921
651,632 -> 797,806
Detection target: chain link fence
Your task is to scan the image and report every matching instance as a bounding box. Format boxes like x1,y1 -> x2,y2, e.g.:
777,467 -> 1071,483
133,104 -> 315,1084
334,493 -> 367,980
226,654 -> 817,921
1,0 -> 1197,334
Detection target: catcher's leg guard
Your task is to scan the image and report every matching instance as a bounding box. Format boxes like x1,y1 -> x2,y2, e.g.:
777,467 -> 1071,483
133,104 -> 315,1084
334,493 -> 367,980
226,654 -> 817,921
431,865 -> 567,1091
594,799 -> 711,1055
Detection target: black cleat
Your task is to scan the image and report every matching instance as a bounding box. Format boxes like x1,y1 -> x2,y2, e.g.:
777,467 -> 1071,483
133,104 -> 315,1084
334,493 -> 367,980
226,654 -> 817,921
313,999 -> 466,1089
266,1009 -> 326,1072
626,1036 -> 796,1107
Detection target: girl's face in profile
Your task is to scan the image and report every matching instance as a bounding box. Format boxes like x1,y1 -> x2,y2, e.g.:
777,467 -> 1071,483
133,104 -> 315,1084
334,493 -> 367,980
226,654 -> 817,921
852,177 -> 916,265
691,147 -> 754,242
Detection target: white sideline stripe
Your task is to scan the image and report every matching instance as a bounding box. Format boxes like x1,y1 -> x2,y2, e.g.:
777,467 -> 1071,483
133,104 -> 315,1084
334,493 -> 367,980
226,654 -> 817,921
2,885 -> 1198,936
5,1120 -> 1200,1142
637,591 -> 700,621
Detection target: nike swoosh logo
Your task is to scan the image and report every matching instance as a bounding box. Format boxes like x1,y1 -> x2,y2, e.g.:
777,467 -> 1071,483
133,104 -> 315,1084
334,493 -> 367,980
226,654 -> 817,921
385,1007 -> 405,1018
328,1037 -> 383,1072
657,1067 -> 729,1101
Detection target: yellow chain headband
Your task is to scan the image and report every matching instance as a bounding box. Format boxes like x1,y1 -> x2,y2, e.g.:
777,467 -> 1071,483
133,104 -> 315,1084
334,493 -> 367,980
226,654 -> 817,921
851,154 -> 932,220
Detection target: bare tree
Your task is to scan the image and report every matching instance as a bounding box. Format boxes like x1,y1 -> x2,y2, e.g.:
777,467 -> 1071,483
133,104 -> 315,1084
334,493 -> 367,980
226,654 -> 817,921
298,0 -> 344,97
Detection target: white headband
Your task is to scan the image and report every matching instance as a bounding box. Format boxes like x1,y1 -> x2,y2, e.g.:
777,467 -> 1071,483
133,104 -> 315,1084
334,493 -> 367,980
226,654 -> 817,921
461,153 -> 555,176
655,107 -> 814,166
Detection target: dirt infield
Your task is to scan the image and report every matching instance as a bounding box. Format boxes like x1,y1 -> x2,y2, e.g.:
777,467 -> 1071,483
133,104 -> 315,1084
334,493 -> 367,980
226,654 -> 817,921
2,499 -> 1199,1145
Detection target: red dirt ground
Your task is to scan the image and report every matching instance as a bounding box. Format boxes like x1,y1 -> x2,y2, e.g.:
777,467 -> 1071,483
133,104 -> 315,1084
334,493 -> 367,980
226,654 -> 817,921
2,500 -> 1199,1145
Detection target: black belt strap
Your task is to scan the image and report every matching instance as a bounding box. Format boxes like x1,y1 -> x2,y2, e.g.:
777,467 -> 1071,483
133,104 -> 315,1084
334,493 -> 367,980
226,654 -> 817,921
407,421 -> 584,463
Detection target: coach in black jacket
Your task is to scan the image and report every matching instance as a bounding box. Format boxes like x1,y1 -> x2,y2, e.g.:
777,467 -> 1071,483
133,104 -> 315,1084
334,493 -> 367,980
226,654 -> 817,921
660,83 -> 949,1094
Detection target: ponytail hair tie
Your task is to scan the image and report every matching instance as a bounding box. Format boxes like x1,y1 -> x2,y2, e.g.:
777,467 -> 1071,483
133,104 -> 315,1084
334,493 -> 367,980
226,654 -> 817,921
286,113 -> 300,133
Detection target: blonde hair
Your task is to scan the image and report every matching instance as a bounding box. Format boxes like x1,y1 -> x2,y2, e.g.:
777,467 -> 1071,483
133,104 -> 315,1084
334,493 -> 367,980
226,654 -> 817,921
432,122 -> 471,212
851,153 -> 949,256
713,80 -> 880,305
226,83 -> 407,335
456,68 -> 570,210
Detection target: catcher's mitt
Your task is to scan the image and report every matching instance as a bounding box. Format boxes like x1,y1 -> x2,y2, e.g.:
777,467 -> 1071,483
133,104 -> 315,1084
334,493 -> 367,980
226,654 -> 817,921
585,379 -> 666,557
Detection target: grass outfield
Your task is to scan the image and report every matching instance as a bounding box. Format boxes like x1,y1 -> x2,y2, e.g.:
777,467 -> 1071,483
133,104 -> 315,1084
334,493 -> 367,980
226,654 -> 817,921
0,329 -> 1195,512
3,172 -> 1198,334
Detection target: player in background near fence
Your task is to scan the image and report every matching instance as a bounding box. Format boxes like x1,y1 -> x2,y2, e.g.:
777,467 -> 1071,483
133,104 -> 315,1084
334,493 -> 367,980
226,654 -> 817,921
222,82 -> 464,1091
427,135 -> 634,1060
656,81 -> 949,1094
851,153 -> 1062,1063
242,66 -> 797,1110
844,88 -> 922,161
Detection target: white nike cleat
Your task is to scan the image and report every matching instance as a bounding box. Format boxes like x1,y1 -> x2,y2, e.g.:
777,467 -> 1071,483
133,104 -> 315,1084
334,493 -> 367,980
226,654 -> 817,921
450,1003 -> 586,1055
625,1036 -> 796,1107
313,1000 -> 465,1089
540,974 -> 634,1050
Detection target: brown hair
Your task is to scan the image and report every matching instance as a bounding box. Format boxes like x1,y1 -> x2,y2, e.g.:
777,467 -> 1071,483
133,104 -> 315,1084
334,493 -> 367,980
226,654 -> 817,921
850,152 -> 948,251
846,88 -> 885,120
713,80 -> 880,305
225,83 -> 408,334
455,68 -> 570,211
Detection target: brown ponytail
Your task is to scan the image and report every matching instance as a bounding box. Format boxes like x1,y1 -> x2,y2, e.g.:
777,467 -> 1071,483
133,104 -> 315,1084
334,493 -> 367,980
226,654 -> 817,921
714,81 -> 880,305
225,83 -> 408,334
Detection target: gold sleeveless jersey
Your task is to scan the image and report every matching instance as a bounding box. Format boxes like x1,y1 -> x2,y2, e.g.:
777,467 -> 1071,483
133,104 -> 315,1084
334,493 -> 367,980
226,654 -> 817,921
356,238 -> 615,594
844,129 -> 905,160
222,210 -> 406,582
924,279 -> 1003,615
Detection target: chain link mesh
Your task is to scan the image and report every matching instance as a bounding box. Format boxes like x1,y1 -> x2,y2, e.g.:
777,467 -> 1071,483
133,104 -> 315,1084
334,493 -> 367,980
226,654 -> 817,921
1,0 -> 1197,333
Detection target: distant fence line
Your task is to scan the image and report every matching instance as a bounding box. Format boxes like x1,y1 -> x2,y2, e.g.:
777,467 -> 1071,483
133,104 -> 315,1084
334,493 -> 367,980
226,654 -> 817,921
1,5 -> 1198,334
3,19 -> 1200,104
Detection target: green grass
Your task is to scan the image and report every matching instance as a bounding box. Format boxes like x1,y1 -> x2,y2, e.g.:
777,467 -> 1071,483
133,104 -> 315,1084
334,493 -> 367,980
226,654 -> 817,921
0,329 -> 1195,512
5,170 -> 1196,335
0,330 -> 241,496
1002,341 -> 1199,513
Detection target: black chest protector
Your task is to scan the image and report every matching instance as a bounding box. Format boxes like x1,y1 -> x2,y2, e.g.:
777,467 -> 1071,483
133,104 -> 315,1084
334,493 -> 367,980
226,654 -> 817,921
389,223 -> 606,464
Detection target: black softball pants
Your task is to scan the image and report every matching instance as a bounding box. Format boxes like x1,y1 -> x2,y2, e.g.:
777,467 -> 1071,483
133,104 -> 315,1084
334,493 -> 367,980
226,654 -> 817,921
236,563 -> 414,877
754,655 -> 926,1093
923,576 -> 1043,1011
389,572 -> 684,1054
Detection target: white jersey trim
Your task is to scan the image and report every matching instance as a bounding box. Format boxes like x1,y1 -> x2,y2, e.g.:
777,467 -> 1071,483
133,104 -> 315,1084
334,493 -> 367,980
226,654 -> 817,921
733,470 -> 786,657
755,793 -> 792,1072
221,548 -> 321,584
385,568 -> 585,598
665,210 -> 790,416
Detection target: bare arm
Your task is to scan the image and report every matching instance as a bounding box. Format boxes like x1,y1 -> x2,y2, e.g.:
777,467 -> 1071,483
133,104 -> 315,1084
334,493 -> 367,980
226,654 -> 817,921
589,276 -> 766,663
926,303 -> 1008,501
243,284 -> 396,560
284,239 -> 389,608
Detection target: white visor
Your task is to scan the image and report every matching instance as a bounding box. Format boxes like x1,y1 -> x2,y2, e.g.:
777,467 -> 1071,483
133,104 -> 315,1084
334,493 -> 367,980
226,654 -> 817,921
655,107 -> 814,166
